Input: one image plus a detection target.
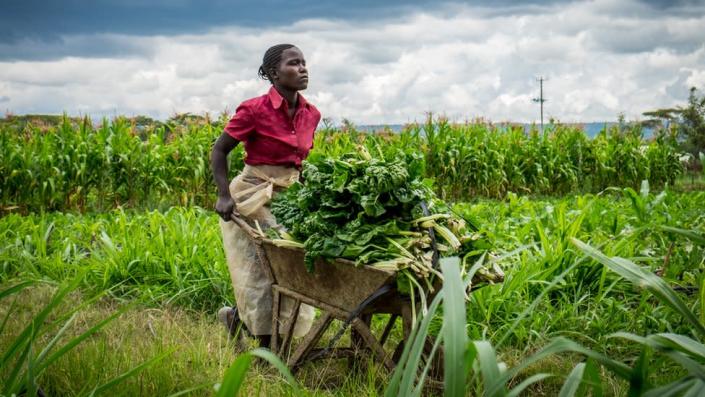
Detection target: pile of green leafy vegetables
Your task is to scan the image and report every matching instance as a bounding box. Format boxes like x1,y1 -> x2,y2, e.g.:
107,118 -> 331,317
270,146 -> 502,296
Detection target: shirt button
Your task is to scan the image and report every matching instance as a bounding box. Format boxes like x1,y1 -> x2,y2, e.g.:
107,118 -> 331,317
291,130 -> 295,134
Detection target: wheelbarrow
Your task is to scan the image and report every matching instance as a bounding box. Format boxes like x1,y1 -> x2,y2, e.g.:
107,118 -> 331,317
229,212 -> 499,375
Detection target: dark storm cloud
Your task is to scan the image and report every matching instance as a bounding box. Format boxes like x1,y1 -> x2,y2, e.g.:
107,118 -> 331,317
588,23 -> 705,54
2,0 -> 704,123
639,0 -> 705,10
0,0 -> 569,60
0,34 -> 152,61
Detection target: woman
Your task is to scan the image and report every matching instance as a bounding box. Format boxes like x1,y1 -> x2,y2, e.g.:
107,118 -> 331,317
212,44 -> 319,347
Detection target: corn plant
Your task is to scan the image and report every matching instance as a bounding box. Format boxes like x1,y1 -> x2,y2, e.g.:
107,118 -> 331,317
1,115 -> 684,212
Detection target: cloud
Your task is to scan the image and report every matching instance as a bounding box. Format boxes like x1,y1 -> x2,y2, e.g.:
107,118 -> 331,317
1,0 -> 704,123
0,1 -> 562,49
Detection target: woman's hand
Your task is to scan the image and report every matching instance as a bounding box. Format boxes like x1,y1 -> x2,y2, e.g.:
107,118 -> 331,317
215,194 -> 235,221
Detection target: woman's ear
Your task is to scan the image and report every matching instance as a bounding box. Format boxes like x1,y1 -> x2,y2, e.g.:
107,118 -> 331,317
270,67 -> 279,81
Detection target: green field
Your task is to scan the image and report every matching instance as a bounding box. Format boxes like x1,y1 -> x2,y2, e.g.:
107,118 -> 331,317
1,117 -> 705,395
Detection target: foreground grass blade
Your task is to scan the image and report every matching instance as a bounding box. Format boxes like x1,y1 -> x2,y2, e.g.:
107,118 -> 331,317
613,332 -> 705,380
650,333 -> 705,360
216,353 -> 253,397
580,359 -> 603,397
659,225 -> 705,246
1,276 -> 81,376
384,290 -> 443,397
558,363 -> 585,397
472,340 -> 506,397
571,238 -> 705,338
399,293 -> 443,396
440,257 -> 467,397
38,304 -> 132,374
505,373 -> 553,397
495,336 -> 632,392
250,348 -> 300,393
642,379 -> 700,397
0,280 -> 35,300
215,348 -> 300,397
384,321 -> 420,397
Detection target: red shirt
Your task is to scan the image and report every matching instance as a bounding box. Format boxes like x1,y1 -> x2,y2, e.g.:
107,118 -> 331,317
224,86 -> 321,167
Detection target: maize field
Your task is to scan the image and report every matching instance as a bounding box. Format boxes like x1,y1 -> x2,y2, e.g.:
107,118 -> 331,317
1,115 -> 704,396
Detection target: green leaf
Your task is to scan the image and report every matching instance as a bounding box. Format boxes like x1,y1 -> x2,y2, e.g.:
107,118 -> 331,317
215,353 -> 253,397
472,340 -> 506,397
627,346 -> 650,397
250,348 -> 300,394
658,225 -> 705,246
643,378 -> 698,397
558,362 -> 585,397
650,333 -> 705,361
440,257 -> 467,397
506,373 -> 553,397
0,280 -> 35,300
571,238 -> 705,338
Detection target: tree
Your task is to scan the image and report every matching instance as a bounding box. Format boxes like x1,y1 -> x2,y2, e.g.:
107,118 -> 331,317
643,86 -> 705,154
680,87 -> 705,154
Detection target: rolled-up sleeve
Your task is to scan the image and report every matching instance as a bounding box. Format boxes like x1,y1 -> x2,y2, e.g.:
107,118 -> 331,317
224,104 -> 255,141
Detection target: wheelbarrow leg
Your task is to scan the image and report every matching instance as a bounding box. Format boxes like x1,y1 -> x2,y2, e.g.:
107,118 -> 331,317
288,312 -> 333,372
278,298 -> 301,358
351,317 -> 395,371
271,288 -> 280,352
349,313 -> 372,370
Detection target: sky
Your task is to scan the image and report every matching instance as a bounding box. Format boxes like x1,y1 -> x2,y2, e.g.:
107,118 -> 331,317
1,0 -> 704,124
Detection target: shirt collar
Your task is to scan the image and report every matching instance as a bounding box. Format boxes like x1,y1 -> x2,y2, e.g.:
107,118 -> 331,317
268,86 -> 309,110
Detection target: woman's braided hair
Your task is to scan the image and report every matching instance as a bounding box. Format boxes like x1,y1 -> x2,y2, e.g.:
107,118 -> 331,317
258,44 -> 296,83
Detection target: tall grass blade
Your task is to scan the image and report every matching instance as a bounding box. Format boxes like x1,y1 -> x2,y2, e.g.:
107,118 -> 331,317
472,340 -> 506,397
558,362 -> 585,397
250,348 -> 300,394
650,333 -> 705,360
0,280 -> 35,300
658,225 -> 705,246
384,322 -> 420,397
38,305 -> 131,373
215,353 -> 253,397
579,359 -> 603,397
412,332 -> 442,396
571,238 -> 705,337
398,293 -> 443,396
440,257 -> 467,396
643,378 -> 698,397
497,337 -> 632,388
505,373 -> 553,397
1,277 -> 79,371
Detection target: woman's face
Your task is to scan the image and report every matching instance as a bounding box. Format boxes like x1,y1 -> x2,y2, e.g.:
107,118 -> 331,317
273,47 -> 308,91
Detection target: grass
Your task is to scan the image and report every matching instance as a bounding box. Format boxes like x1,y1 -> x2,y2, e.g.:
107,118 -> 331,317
1,283 -> 639,396
1,188 -> 703,395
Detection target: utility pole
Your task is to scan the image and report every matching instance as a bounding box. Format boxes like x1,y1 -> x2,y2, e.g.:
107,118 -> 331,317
532,76 -> 547,133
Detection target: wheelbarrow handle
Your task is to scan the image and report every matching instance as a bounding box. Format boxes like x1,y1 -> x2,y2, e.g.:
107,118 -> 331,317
229,212 -> 265,243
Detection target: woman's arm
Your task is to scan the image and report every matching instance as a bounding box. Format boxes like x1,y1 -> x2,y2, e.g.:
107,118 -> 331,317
211,132 -> 240,221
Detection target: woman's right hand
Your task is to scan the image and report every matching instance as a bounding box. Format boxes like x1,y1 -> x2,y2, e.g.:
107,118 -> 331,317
215,195 -> 235,221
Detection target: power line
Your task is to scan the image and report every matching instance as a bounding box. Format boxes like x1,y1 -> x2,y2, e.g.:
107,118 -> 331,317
532,76 -> 548,133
